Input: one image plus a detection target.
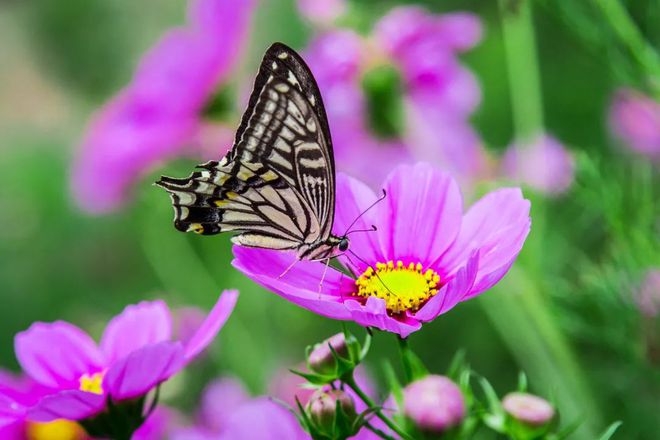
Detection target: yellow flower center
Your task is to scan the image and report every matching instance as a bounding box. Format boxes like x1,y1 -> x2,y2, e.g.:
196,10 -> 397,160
355,261 -> 441,314
27,420 -> 86,440
79,372 -> 104,395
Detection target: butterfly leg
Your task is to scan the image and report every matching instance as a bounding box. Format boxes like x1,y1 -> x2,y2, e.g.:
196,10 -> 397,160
318,258 -> 331,299
278,256 -> 300,279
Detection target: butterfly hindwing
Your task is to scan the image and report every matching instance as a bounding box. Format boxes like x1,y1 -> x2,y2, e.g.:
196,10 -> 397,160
157,43 -> 336,252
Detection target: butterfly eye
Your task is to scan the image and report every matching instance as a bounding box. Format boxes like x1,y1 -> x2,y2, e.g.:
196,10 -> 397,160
338,238 -> 349,252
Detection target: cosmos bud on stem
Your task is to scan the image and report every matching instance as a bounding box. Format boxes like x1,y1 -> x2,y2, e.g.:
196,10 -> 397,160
305,389 -> 358,440
502,392 -> 555,427
402,375 -> 465,434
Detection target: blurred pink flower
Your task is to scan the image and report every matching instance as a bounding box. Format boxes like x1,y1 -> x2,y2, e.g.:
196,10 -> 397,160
171,377 -> 307,440
609,88 -> 660,160
233,163 -> 531,337
133,407 -> 180,440
71,0 -> 255,213
501,134 -> 575,195
303,7 -> 486,187
636,269 -> 660,318
14,291 -> 237,424
297,0 -> 346,25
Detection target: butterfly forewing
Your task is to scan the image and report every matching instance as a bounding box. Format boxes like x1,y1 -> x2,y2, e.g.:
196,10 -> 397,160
157,43 -> 338,257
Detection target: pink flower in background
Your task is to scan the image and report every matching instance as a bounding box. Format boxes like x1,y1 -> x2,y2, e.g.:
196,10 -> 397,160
501,134 -> 575,195
609,88 -> 660,160
297,0 -> 346,25
303,6 -> 486,187
71,0 -> 255,213
171,377 -> 307,440
14,291 -> 237,423
636,269 -> 660,318
234,163 -> 531,338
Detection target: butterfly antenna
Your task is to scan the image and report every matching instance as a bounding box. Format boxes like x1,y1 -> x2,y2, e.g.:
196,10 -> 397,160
344,189 -> 387,235
346,225 -> 378,236
347,249 -> 398,298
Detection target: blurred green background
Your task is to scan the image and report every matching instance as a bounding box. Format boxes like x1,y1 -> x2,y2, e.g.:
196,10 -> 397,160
0,0 -> 658,438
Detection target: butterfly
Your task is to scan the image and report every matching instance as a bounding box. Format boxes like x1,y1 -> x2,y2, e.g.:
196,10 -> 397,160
156,42 -> 351,262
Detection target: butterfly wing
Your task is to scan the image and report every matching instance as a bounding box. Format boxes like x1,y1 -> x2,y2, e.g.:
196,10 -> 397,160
157,43 -> 336,250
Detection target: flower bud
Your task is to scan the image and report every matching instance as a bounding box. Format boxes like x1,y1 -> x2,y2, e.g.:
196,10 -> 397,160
502,392 -> 555,426
306,389 -> 357,437
403,375 -> 465,434
308,333 -> 350,375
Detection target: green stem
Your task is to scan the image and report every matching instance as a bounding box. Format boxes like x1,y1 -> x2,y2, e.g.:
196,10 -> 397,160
344,374 -> 414,440
593,0 -> 660,95
365,422 -> 398,440
398,337 -> 413,383
499,0 -> 545,142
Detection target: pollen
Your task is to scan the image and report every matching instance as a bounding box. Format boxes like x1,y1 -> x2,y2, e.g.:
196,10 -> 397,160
27,420 -> 85,440
355,260 -> 441,314
79,372 -> 104,395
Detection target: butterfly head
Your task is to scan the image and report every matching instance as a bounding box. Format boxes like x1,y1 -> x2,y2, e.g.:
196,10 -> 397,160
338,236 -> 350,252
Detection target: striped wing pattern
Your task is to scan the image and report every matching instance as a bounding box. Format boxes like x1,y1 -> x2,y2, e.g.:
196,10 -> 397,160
157,43 -> 336,253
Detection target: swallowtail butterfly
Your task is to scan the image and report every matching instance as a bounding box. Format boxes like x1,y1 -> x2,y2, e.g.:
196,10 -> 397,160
157,43 -> 350,261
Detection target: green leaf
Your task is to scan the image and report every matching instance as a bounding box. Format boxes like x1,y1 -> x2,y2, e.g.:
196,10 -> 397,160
517,371 -> 528,392
447,349 -> 468,380
397,337 -> 428,383
597,421 -> 623,440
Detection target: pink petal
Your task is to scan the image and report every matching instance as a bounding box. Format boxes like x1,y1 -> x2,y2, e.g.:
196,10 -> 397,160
200,378 -> 250,433
104,342 -> 184,401
414,252 -> 479,322
15,322 -> 104,389
188,0 -> 256,85
220,397 -> 308,440
501,134 -> 575,195
28,390 -> 105,422
440,188 -> 531,296
380,163 -> 463,266
100,300 -> 173,364
183,290 -> 238,361
0,421 -> 24,440
344,297 -> 421,338
434,13 -> 483,51
374,6 -> 434,57
0,394 -> 24,430
232,247 -> 352,321
333,174 -> 385,272
609,88 -> 660,158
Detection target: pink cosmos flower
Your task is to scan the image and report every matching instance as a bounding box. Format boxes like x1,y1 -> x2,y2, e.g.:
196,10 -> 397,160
303,7 -> 486,187
233,163 -> 531,338
609,88 -> 660,160
71,0 -> 255,213
14,291 -> 238,423
501,134 -> 575,195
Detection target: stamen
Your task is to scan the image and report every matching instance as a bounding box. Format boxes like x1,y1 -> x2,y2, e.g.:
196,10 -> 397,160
355,260 -> 441,314
79,372 -> 104,395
